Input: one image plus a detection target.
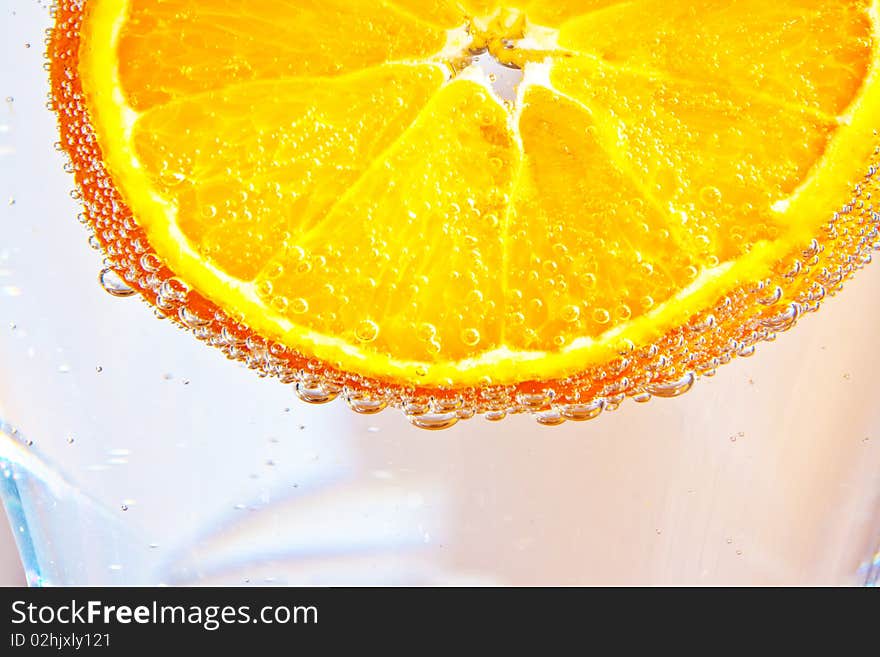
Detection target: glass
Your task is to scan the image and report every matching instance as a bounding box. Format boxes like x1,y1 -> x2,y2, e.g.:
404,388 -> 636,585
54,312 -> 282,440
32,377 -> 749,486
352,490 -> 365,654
2,2 -> 879,587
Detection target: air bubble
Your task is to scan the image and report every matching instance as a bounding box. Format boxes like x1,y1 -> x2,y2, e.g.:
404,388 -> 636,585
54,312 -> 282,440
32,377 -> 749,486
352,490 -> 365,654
615,304 -> 632,321
264,262 -> 284,279
408,412 -> 459,431
160,277 -> 189,302
699,186 -> 723,205
517,392 -> 551,412
760,303 -> 801,332
140,253 -> 162,272
434,397 -> 463,413
647,372 -> 695,398
461,327 -> 481,347
355,320 -> 379,343
290,297 -> 309,314
158,170 -> 186,186
255,280 -> 273,299
561,304 -> 580,323
404,402 -> 429,418
534,409 -> 565,426
592,308 -> 611,324
417,323 -> 437,341
758,286 -> 783,306
179,306 -> 209,328
345,392 -> 387,415
99,268 -> 136,297
604,392 -> 625,410
295,380 -> 339,404
270,296 -> 289,313
559,400 -> 604,421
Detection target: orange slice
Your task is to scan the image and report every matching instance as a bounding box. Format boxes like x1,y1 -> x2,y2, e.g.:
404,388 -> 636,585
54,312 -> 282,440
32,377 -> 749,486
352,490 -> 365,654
50,0 -> 880,427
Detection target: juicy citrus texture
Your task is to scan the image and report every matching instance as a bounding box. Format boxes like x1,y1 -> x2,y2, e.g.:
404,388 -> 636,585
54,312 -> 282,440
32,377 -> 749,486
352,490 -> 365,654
51,0 -> 880,427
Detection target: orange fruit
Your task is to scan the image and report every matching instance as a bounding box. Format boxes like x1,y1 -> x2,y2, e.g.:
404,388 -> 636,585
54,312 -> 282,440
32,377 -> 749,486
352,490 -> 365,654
50,0 -> 879,428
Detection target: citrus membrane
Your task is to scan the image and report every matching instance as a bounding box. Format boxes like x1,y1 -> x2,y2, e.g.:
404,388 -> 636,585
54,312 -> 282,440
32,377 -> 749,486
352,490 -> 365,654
50,0 -> 880,427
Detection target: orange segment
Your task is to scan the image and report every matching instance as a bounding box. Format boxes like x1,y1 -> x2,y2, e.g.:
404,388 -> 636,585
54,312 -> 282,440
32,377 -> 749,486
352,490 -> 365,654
131,64 -> 445,280
506,86 -> 698,352
117,0 -> 451,110
52,0 -> 880,417
549,57 -> 841,259
557,0 -> 873,115
256,79 -> 517,367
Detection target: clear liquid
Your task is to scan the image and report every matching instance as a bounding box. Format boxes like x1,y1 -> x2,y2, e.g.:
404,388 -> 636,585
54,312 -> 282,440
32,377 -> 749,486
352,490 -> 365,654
2,1 -> 879,586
